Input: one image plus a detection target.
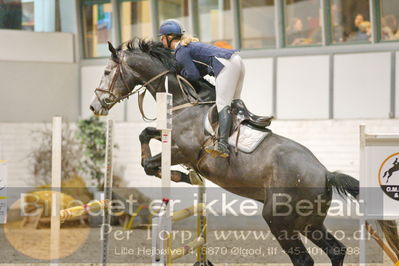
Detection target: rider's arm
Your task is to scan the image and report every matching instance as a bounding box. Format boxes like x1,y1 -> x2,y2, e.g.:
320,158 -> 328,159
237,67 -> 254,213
175,47 -> 201,82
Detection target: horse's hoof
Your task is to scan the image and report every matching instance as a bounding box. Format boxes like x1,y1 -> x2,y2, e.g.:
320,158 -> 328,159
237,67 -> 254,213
144,163 -> 159,176
142,158 -> 149,168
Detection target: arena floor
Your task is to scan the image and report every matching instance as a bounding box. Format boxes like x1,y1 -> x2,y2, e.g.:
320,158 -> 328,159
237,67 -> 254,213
0,220 -> 392,265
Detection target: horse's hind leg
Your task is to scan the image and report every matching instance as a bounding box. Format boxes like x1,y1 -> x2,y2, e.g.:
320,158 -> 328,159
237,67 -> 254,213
268,227 -> 314,266
262,202 -> 314,265
385,170 -> 393,183
303,225 -> 346,266
387,170 -> 393,183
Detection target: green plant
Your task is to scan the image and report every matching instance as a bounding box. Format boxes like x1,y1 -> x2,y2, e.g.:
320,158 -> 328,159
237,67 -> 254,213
76,116 -> 108,187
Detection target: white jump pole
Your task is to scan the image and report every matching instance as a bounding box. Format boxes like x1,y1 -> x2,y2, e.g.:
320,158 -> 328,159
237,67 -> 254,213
50,116 -> 62,265
196,183 -> 207,265
152,77 -> 173,266
152,78 -> 211,265
158,77 -> 172,201
101,119 -> 114,266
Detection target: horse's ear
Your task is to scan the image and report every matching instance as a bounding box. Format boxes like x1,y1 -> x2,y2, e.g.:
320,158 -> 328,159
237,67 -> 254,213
108,41 -> 118,59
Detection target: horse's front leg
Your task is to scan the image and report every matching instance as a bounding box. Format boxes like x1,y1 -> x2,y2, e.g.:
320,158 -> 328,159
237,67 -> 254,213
139,127 -> 199,184
142,152 -> 198,184
140,127 -> 197,184
139,127 -> 161,166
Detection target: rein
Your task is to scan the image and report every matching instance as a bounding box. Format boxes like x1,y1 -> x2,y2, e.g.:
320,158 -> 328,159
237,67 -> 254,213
137,73 -> 215,121
96,54 -> 215,121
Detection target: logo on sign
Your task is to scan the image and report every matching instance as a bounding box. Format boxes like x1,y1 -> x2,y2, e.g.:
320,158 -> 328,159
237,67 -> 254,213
379,152 -> 399,200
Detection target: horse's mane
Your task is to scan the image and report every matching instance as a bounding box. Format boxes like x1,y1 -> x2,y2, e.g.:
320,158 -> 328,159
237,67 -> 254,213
123,38 -> 215,102
125,38 -> 180,73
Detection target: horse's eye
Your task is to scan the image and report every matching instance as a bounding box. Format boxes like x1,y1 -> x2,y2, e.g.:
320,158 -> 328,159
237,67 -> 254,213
104,70 -> 111,75
103,97 -> 113,105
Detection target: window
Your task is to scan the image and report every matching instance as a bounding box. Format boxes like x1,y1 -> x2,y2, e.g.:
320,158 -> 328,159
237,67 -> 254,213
379,0 -> 399,41
197,0 -> 234,48
0,0 -> 55,32
329,0 -> 371,44
158,0 -> 191,33
284,0 -> 321,47
81,0 -> 113,58
120,0 -> 152,42
240,0 -> 275,49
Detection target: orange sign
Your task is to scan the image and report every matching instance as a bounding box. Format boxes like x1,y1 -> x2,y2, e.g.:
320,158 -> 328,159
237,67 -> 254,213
378,152 -> 399,200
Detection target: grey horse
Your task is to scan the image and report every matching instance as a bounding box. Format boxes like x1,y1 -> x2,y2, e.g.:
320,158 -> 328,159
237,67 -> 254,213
89,40 -> 399,266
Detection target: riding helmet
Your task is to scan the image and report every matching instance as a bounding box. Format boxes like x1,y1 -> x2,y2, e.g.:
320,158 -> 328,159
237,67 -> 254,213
159,19 -> 185,36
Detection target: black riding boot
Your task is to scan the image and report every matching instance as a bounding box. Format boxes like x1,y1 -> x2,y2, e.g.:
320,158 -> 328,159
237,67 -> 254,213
205,106 -> 232,158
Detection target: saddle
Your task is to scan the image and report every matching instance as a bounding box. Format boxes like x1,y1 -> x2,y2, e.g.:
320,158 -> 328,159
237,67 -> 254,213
207,99 -> 273,130
205,100 -> 273,153
231,99 -> 273,128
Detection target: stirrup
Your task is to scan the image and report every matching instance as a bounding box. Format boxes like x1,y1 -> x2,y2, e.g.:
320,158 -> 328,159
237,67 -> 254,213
217,141 -> 230,158
204,145 -> 220,158
205,142 -> 230,158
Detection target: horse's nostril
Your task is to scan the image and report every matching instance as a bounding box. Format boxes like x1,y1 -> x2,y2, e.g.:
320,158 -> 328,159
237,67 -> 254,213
89,105 -> 95,112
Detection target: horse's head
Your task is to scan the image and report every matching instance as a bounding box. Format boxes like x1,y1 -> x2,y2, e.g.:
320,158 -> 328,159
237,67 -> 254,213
90,40 -> 178,116
89,42 -> 141,116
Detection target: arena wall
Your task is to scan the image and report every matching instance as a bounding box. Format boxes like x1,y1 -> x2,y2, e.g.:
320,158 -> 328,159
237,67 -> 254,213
2,119 -> 399,189
0,30 -> 79,122
1,29 -> 397,123
80,51 -> 398,122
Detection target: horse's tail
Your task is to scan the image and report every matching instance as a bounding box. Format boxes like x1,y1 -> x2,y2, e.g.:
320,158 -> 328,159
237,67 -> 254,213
327,171 -> 359,199
327,171 -> 399,260
383,171 -> 388,178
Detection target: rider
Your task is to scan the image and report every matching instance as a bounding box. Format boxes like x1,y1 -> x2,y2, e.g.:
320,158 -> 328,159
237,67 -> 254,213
159,19 -> 245,158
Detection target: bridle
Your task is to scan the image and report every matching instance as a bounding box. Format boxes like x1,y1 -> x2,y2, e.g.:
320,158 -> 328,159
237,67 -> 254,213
94,52 -> 215,121
94,55 -> 169,111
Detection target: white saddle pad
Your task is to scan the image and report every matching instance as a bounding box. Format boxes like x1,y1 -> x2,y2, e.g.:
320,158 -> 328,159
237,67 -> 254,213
204,116 -> 270,153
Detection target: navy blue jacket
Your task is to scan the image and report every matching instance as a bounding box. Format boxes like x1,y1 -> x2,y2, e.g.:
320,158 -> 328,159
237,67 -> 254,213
175,42 -> 238,82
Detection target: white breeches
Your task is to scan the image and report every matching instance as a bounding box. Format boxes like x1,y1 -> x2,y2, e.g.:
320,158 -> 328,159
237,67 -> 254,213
215,53 -> 245,112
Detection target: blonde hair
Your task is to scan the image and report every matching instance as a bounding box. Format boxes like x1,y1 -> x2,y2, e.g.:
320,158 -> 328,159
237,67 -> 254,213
359,21 -> 371,32
179,34 -> 199,46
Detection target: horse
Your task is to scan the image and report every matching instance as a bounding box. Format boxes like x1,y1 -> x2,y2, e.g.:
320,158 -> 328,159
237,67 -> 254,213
89,39 -> 399,266
383,158 -> 399,183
